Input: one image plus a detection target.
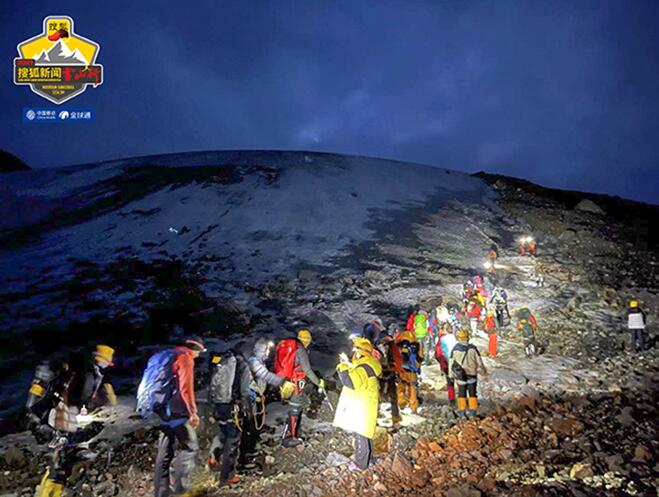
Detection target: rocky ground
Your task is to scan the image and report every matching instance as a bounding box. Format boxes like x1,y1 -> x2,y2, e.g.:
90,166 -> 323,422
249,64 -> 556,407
0,171 -> 657,496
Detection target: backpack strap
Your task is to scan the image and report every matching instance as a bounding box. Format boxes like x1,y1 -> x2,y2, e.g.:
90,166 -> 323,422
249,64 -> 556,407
357,364 -> 376,378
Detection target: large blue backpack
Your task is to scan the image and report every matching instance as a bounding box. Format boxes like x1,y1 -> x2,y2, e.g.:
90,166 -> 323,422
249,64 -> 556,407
136,349 -> 179,418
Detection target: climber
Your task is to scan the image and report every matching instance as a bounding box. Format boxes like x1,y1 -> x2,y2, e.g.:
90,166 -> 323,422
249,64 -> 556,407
375,329 -> 403,424
482,309 -> 498,357
485,245 -> 498,275
413,310 -> 433,365
333,338 -> 382,471
489,287 -> 511,330
533,259 -> 545,287
518,236 -> 537,256
275,329 -> 325,448
28,345 -> 117,497
242,339 -> 295,467
207,348 -> 250,485
466,296 -> 483,338
627,299 -> 647,351
515,308 -> 538,357
449,330 -> 487,417
406,305 -> 419,332
137,337 -> 205,497
396,330 -> 422,414
435,326 -> 457,406
462,281 -> 474,308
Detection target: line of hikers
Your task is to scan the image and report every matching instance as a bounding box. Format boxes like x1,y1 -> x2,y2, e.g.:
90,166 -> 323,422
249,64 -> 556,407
24,292 -> 650,497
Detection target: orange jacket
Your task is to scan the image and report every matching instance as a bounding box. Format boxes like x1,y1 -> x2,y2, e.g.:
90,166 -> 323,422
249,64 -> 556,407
173,347 -> 197,417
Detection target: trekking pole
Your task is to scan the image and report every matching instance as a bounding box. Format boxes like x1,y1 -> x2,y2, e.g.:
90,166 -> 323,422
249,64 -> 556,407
319,389 -> 334,412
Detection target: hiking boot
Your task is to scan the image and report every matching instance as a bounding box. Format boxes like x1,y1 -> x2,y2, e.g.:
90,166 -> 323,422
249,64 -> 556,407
221,476 -> 241,486
282,437 -> 303,448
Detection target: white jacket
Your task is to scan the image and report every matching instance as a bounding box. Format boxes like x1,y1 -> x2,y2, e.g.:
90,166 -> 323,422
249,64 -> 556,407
628,312 -> 645,329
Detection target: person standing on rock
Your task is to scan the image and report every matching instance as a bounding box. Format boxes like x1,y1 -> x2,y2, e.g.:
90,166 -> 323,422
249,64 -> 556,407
333,338 -> 382,471
515,308 -> 538,357
242,339 -> 295,467
141,337 -> 206,497
482,310 -> 498,357
28,345 -> 117,497
435,325 -> 457,406
449,329 -> 487,417
275,329 -> 325,448
466,296 -> 483,338
533,259 -> 546,287
414,310 -> 433,365
627,299 -> 647,351
375,329 -> 404,424
489,286 -> 510,330
396,330 -> 422,414
207,349 -> 250,486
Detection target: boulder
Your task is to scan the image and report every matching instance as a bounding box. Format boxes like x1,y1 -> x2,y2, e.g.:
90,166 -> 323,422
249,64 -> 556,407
575,199 -> 605,215
569,462 -> 594,479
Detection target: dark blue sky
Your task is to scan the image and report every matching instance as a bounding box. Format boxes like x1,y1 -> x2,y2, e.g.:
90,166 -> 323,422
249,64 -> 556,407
1,1 -> 658,203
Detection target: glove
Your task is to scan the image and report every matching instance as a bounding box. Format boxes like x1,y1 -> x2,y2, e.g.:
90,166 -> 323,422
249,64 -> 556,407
280,381 -> 295,400
318,379 -> 326,393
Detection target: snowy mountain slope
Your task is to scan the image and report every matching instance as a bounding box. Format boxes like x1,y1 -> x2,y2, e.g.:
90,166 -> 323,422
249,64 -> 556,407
0,151 -> 494,416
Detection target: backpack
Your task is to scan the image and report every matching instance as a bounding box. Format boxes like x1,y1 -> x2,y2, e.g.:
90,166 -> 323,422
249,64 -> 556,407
208,351 -> 238,404
399,340 -> 421,374
136,349 -> 179,418
274,339 -> 302,380
413,313 -> 429,338
451,345 -> 471,382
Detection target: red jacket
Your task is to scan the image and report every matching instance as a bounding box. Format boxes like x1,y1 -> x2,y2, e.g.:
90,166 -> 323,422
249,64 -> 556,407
173,347 -> 197,417
467,301 -> 482,319
406,313 -> 416,332
483,314 -> 496,333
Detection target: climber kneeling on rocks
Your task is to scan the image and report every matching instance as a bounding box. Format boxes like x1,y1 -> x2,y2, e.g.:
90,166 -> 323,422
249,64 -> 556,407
28,345 -> 117,497
449,329 -> 487,417
333,338 -> 382,471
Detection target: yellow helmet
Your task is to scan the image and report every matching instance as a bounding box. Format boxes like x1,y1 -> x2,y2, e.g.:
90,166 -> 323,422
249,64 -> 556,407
397,330 -> 416,343
353,338 -> 373,355
297,329 -> 312,347
94,345 -> 115,366
629,299 -> 638,308
456,329 -> 470,343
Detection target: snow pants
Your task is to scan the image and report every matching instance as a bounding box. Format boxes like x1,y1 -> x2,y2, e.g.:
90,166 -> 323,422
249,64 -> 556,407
209,404 -> 241,482
154,421 -> 199,497
488,333 -> 498,357
456,376 -> 479,417
629,329 -> 645,351
397,371 -> 419,413
470,318 -> 479,336
354,434 -> 373,470
420,335 -> 434,364
380,373 -> 400,420
441,366 -> 455,405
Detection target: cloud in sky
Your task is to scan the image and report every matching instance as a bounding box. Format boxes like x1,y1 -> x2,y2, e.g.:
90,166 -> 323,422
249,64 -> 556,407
0,0 -> 657,203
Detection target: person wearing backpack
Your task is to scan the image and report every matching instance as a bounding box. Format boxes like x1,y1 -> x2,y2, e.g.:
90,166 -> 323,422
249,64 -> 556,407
375,329 -> 403,424
207,349 -> 251,485
435,326 -> 457,406
28,345 -> 117,497
627,299 -> 647,351
449,329 -> 487,417
514,308 -> 538,357
333,338 -> 382,471
140,337 -> 206,497
241,339 -> 294,467
414,310 -> 433,365
274,329 -> 325,448
395,330 -> 422,414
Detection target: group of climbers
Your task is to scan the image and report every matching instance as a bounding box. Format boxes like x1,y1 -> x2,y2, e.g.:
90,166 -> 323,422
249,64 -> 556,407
24,232 -> 653,496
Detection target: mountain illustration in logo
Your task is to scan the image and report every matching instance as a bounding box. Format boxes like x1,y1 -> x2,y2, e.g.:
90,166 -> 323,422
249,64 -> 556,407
35,40 -> 88,65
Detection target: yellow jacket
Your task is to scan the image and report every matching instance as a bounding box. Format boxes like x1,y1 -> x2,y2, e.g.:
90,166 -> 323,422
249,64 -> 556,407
333,354 -> 382,439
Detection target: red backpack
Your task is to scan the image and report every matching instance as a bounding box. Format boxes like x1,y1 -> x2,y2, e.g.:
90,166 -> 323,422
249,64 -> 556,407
274,339 -> 305,380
